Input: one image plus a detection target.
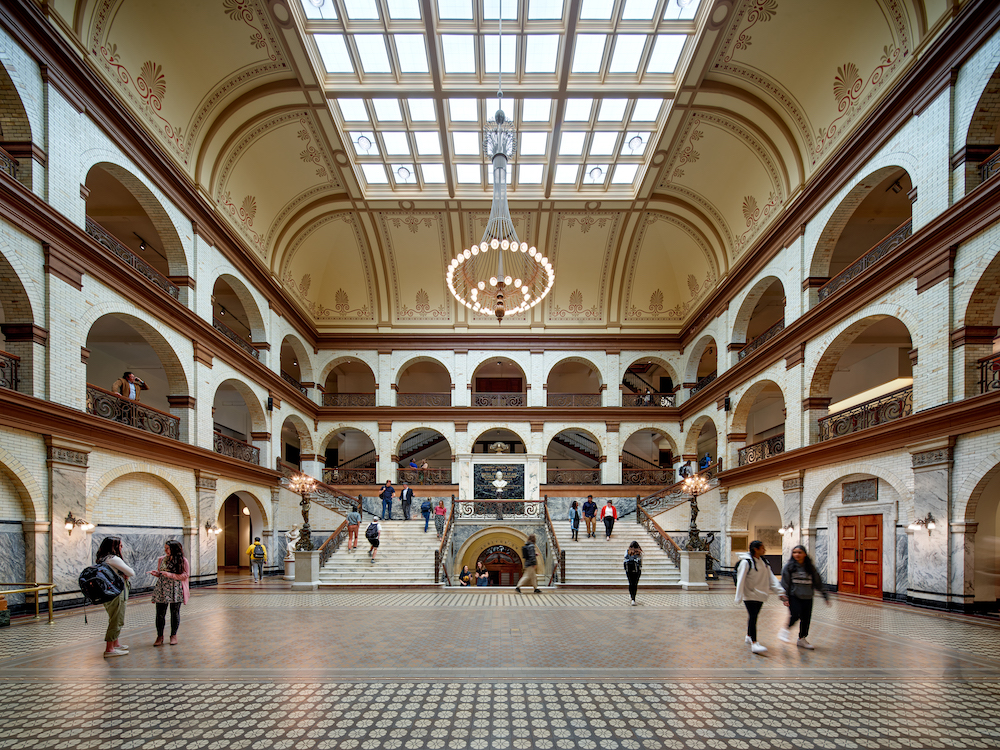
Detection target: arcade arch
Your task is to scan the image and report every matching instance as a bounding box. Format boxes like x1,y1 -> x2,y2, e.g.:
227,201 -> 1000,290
732,277 -> 785,359
322,357 -> 377,405
728,492 -> 782,571
684,336 -> 718,391
279,335 -> 312,390
621,428 -> 676,484
545,428 -> 602,485
212,275 -> 266,345
321,427 -> 378,484
732,381 -> 786,466
396,427 -> 453,484
622,356 -> 677,405
0,246 -> 37,395
546,357 -> 602,406
472,357 -> 527,406
396,357 -> 451,406
216,491 -> 267,570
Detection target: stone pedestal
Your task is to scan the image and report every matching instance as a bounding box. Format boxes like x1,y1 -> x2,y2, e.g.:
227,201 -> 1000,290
679,550 -> 709,589
291,549 -> 320,591
283,557 -> 295,580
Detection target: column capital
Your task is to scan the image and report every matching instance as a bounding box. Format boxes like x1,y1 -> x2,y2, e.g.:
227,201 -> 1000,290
195,471 -> 218,491
45,437 -> 90,468
909,439 -> 953,469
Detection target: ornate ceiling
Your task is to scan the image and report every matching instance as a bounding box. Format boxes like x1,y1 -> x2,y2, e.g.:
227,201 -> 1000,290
53,0 -> 949,332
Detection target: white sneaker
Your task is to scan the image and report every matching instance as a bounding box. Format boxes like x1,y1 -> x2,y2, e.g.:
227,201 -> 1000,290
631,599 -> 636,606
778,628 -> 791,643
797,638 -> 815,650
750,642 -> 768,654
103,649 -> 128,658
744,635 -> 752,644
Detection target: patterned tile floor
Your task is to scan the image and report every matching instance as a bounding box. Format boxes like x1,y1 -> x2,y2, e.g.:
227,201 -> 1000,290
1,588 -> 999,749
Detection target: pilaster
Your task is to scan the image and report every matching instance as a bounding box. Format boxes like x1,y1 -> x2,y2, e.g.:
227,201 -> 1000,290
45,438 -> 90,601
907,441 -> 953,607
194,471 -> 218,584
780,472 -> 805,557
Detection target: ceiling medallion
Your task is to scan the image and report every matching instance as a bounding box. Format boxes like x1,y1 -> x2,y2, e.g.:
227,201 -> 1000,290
446,6 -> 553,324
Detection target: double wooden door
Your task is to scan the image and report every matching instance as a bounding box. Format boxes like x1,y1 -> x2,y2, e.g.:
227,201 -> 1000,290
838,514 -> 882,598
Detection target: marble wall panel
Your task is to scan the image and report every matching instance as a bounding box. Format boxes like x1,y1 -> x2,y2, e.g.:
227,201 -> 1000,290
50,464 -> 90,595
896,527 -> 908,594
363,494 -> 452,520
814,528 -> 829,583
0,523 -> 26,606
91,527 -> 182,594
909,467 -> 950,595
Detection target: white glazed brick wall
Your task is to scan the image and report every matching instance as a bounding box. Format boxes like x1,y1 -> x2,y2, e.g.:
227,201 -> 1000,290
90,474 -> 187,528
85,453 -> 195,526
952,428 -> 1000,522
952,32 -> 1000,162
0,470 -> 27,521
317,351 -> 381,393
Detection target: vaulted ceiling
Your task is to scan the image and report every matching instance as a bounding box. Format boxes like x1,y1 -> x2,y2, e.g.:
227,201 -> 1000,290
53,0 -> 949,331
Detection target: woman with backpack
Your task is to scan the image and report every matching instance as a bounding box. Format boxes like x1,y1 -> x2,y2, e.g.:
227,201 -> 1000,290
433,499 -> 447,539
149,540 -> 189,646
96,536 -> 134,658
778,545 -> 830,649
366,518 -> 381,562
568,500 -> 581,541
624,541 -> 643,606
735,540 -> 787,654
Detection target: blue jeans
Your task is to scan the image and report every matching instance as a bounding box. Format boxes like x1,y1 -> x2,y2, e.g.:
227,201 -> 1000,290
381,499 -> 392,519
422,510 -> 431,531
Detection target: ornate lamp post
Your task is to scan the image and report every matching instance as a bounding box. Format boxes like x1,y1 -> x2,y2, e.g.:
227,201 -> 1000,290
681,473 -> 711,551
288,473 -> 317,551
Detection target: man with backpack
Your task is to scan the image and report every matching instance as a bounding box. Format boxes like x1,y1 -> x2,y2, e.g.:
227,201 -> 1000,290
380,480 -> 394,520
246,537 -> 267,582
365,518 -> 381,562
420,498 -> 433,532
515,534 -> 541,594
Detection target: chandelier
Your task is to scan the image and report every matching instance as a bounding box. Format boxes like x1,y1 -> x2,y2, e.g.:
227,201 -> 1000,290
446,8 -> 554,323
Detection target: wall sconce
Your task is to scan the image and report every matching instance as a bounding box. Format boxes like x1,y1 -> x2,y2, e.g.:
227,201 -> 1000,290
64,511 -> 94,535
205,522 -> 222,535
778,522 -> 795,536
908,513 -> 936,533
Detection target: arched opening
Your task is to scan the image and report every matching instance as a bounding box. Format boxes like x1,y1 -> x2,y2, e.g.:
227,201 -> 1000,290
279,335 -> 311,394
733,278 -> 785,361
85,314 -> 187,441
471,358 -> 527,407
810,168 -> 913,304
969,468 -> 1000,611
279,416 -> 307,469
729,492 -> 782,573
216,492 -> 265,573
0,464 -> 35,610
960,62 -> 1000,193
546,358 -> 601,407
477,545 -> 523,587
960,249 -> 1000,397
686,337 -> 718,395
811,317 -> 914,443
684,416 -> 719,473
0,63 -> 35,191
622,429 -> 675,485
0,248 -> 36,395
622,357 -> 677,407
322,428 -> 377,484
472,428 -> 526,454
396,358 -> 452,406
322,358 -> 377,406
455,528 -> 532,585
84,163 -> 188,300
212,276 -> 265,359
545,429 -> 602,485
733,381 -> 785,466
213,380 -> 263,464
396,428 -> 452,484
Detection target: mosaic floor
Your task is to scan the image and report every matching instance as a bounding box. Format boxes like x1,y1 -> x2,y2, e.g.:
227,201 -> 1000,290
1,586 -> 999,749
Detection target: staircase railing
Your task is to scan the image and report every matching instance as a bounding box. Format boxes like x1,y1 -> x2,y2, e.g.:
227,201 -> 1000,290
622,450 -> 659,470
637,504 -> 681,567
543,497 -> 564,585
434,496 -> 456,585
399,431 -> 445,460
636,461 -> 722,513
622,370 -> 657,394
318,520 -> 348,567
340,448 -> 376,470
277,458 -> 363,517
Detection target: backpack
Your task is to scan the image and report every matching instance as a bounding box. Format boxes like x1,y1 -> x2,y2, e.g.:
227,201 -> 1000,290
522,543 -> 537,566
365,522 -> 379,542
252,543 -> 265,560
79,562 -> 124,605
421,500 -> 432,513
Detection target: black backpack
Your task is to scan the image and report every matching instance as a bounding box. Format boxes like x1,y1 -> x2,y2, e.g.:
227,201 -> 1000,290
252,543 -> 265,559
365,522 -> 380,542
421,500 -> 432,513
79,562 -> 124,605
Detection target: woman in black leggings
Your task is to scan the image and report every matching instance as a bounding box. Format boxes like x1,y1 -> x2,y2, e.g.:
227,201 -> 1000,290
779,545 -> 829,649
624,541 -> 643,606
734,540 -> 785,654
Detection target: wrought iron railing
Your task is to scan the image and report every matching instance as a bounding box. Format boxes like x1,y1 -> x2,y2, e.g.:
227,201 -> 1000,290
0,350 -> 20,391
637,505 -> 681,567
636,461 -> 721,513
690,371 -> 717,395
281,371 -> 307,395
434,499 -> 456,585
397,467 -> 452,484
399,431 -> 445,459
737,433 -> 785,466
623,370 -> 657,394
622,391 -> 676,407
980,148 -> 1000,183
212,317 -> 260,359
322,392 -> 376,407
818,386 -> 913,442
979,351 -> 1000,394
0,148 -> 17,179
546,393 -> 601,407
543,499 -> 564,585
84,217 -> 179,300
86,384 -> 180,440
738,319 -> 785,361
454,499 -> 543,519
545,468 -> 601,485
472,392 -> 526,407
396,392 -> 451,407
318,520 -> 348,568
555,431 -> 600,458
818,219 -> 912,301
323,467 -> 377,485
340,448 -> 376,470
623,468 -> 675,485
622,450 -> 659,470
213,430 -> 260,464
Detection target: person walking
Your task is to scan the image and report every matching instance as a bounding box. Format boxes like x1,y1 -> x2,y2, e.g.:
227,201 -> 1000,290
400,483 -> 414,520
582,495 -> 598,538
600,499 -> 618,540
515,534 -> 541,594
421,498 -> 433,533
346,504 -> 362,551
150,540 -> 189,646
366,518 -> 381,562
96,536 -> 133,658
779,545 -> 830,649
246,536 -> 267,582
380,480 -> 394,520
624,541 -> 643,606
568,500 -> 581,541
433,499 -> 447,539
476,560 -> 490,587
735,540 -> 786,654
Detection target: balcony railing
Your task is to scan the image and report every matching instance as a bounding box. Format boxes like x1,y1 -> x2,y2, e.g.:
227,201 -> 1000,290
85,217 -> 180,300
396,392 -> 451,407
397,467 -> 452,484
455,499 -> 543,519
622,392 -> 675,407
0,350 -> 20,391
979,351 -> 1000,394
546,393 -> 601,407
0,147 -> 17,179
546,468 -> 601,485
212,317 -> 260,359
323,467 -> 377,485
87,384 -> 180,440
622,468 -> 675,485
818,386 -> 913,442
738,319 -> 785,361
737,433 -> 785,466
472,392 -> 526,407
980,148 -> 1000,183
818,219 -> 912,301
690,371 -> 717,395
213,430 -> 260,464
281,370 -> 308,395
322,392 -> 376,407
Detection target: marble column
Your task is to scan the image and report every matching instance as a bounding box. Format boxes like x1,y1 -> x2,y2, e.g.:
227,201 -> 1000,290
907,443 -> 952,607
781,473 -> 804,558
194,471 -> 218,585
718,487 -> 730,565
603,425 -> 621,484
45,439 -> 90,603
300,457 -> 324,482
950,521 -> 978,612
22,520 -> 50,606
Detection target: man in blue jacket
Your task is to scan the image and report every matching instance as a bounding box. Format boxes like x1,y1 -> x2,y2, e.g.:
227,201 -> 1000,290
380,480 -> 394,520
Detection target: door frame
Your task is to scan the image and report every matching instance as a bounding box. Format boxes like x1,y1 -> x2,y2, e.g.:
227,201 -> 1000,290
823,503 -> 898,597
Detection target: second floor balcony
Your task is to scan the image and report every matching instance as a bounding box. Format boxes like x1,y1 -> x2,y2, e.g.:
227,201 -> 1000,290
473,392 -> 526,407
546,393 -> 601,407
213,430 -> 260,464
738,433 -> 785,466
818,386 -> 913,442
85,216 -> 180,300
87,384 -> 180,440
323,392 -> 376,406
980,351 -> 1000,394
0,350 -> 20,391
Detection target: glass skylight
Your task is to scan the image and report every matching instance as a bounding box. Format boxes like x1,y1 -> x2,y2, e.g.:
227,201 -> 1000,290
572,35 -> 606,73
452,132 -> 481,155
664,0 -> 701,20
350,131 -> 379,155
414,132 -> 441,155
437,0 -> 472,20
631,99 -> 662,121
373,99 -> 403,121
449,99 -> 478,121
525,35 -> 559,73
485,35 -> 518,74
580,0 -> 615,20
344,0 -> 380,20
564,99 -> 593,121
456,164 -> 481,183
361,163 -> 388,183
528,0 -> 562,20
611,163 -> 639,183
520,133 -> 548,155
598,98 -> 628,121
622,132 -> 651,154
483,0 -> 518,20
391,164 -> 416,183
314,35 -> 353,74
554,164 -> 579,183
301,0 -> 336,20
354,35 -> 392,73
609,35 -> 646,73
394,35 -> 429,73
589,132 -> 618,156
338,99 -> 369,121
622,0 -> 658,20
585,164 -> 609,183
381,132 -> 411,155
519,164 -> 543,183
408,99 -> 437,121
421,164 -> 446,183
559,132 -> 586,156
386,0 -> 422,20
442,35 -> 477,73
521,99 -> 552,121
647,35 -> 686,73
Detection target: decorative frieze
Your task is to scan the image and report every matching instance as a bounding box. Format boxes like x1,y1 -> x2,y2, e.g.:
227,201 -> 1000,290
195,475 -> 217,491
912,447 -> 951,468
782,477 -> 804,492
46,446 -> 88,467
842,478 -> 878,504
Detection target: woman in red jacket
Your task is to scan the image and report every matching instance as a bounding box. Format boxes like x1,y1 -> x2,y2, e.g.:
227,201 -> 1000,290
600,500 -> 618,540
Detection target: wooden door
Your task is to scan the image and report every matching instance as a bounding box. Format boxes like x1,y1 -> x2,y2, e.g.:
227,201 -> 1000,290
838,514 -> 882,598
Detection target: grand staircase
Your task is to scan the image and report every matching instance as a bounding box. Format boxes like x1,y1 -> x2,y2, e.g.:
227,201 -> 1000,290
552,518 -> 682,588
318,519 -> 441,586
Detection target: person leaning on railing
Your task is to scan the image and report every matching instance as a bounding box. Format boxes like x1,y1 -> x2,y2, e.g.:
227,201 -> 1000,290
112,371 -> 148,401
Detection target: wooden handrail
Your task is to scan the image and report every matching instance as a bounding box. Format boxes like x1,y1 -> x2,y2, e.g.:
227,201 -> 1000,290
0,349 -> 21,361
543,499 -> 564,585
318,520 -> 348,567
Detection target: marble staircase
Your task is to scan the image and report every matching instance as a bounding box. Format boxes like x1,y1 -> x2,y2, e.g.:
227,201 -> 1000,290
552,518 -> 682,588
318,518 -> 442,586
